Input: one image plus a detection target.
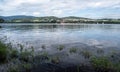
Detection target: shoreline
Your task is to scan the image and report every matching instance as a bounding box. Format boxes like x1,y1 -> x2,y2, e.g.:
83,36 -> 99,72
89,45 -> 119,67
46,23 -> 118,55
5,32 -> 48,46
0,22 -> 120,24
0,37 -> 120,72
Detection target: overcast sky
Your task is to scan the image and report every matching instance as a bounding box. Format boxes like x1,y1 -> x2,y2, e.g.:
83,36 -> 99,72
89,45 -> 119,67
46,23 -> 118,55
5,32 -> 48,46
0,0 -> 120,18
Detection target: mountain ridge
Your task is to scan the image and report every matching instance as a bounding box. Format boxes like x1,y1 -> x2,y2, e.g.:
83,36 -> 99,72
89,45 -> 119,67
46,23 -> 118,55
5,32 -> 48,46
0,15 -> 120,24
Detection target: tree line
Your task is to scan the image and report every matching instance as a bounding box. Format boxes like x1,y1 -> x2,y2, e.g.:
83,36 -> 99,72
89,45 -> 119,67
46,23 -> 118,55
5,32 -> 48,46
0,18 -> 4,23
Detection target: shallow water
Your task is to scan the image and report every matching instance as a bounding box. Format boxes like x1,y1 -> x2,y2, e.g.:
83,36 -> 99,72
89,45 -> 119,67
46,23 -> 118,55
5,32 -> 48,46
0,23 -> 120,50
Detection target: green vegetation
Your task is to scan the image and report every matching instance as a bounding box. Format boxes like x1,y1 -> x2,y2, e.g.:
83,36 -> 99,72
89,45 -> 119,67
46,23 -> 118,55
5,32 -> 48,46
1,16 -> 120,24
19,50 -> 32,62
40,51 -> 49,58
10,49 -> 19,58
90,57 -> 120,72
57,45 -> 65,51
8,66 -> 19,72
0,18 -> 4,23
0,40 -> 35,72
0,41 -> 8,63
51,56 -> 60,64
22,63 -> 32,72
97,48 -> 104,54
1,38 -> 120,72
41,45 -> 46,49
69,47 -> 77,53
81,50 -> 92,59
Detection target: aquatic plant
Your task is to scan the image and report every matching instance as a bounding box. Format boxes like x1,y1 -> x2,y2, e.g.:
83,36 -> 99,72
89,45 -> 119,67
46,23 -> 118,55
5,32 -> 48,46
114,62 -> 120,72
19,50 -> 32,62
30,46 -> 35,60
69,47 -> 77,53
41,52 -> 48,57
77,65 -> 80,72
81,50 -> 92,59
91,57 -> 115,72
41,45 -> 46,49
97,48 -> 104,54
37,51 -> 49,61
110,50 -> 118,58
51,56 -> 60,64
10,49 -> 19,58
0,41 -> 8,63
0,40 -> 35,72
57,45 -> 65,51
31,46 -> 34,52
19,44 -> 24,52
8,66 -> 19,72
22,63 -> 32,72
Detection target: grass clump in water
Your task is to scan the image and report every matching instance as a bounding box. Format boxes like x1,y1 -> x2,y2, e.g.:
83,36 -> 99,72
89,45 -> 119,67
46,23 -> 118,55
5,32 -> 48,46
19,49 -> 33,62
8,66 -> 19,72
57,45 -> 65,51
41,45 -> 46,49
51,56 -> 60,64
22,63 -> 32,72
81,50 -> 92,59
90,57 -> 115,72
97,48 -> 104,54
69,47 -> 77,53
10,49 -> 19,59
0,41 -> 8,63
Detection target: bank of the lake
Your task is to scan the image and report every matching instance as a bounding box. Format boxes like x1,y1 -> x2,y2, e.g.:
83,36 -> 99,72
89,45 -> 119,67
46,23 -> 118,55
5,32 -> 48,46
0,39 -> 120,72
0,16 -> 120,24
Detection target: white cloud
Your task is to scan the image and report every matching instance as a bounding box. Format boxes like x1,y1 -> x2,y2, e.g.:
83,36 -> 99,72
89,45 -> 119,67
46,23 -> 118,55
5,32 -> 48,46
53,9 -> 63,15
33,12 -> 40,16
0,0 -> 120,18
22,12 -> 27,15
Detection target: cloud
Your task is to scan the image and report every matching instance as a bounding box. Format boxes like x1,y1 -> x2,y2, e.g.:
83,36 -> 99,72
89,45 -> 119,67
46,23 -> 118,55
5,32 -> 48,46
33,12 -> 40,16
53,9 -> 63,15
0,0 -> 120,18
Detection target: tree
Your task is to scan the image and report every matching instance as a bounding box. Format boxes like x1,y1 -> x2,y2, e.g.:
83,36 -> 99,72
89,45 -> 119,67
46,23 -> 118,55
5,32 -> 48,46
0,18 -> 4,23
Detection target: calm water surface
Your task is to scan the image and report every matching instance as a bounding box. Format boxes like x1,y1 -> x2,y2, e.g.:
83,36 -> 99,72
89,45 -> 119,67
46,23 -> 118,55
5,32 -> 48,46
0,23 -> 120,50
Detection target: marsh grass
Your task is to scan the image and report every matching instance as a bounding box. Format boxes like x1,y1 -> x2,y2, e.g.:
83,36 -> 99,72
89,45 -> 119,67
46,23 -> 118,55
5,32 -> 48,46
38,51 -> 49,61
114,62 -> 120,72
81,50 -> 92,59
19,51 -> 31,62
10,49 -> 19,58
51,56 -> 60,64
41,45 -> 46,49
110,50 -> 119,59
41,51 -> 49,57
90,57 -> 115,72
1,37 -> 120,72
97,48 -> 104,54
22,63 -> 32,72
0,39 -> 35,71
57,45 -> 65,51
69,47 -> 77,53
8,65 -> 19,72
0,41 -> 8,63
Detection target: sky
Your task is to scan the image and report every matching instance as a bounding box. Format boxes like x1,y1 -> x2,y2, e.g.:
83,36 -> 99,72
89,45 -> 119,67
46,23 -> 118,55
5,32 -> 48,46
0,0 -> 120,18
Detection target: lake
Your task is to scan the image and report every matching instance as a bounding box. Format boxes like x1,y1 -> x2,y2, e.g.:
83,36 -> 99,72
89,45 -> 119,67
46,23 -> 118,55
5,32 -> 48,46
0,23 -> 120,51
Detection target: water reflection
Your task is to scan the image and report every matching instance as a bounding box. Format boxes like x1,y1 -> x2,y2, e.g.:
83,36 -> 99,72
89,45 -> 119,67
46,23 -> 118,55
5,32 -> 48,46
0,23 -> 120,49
